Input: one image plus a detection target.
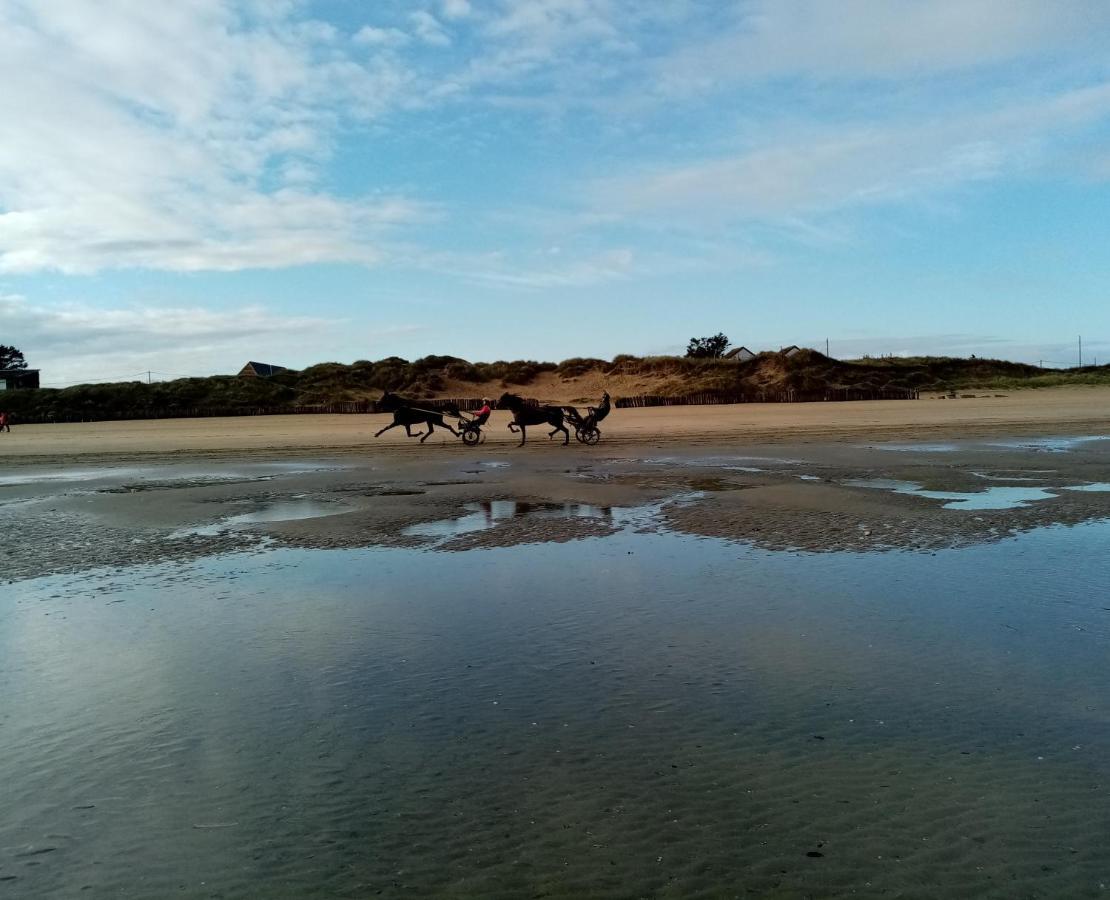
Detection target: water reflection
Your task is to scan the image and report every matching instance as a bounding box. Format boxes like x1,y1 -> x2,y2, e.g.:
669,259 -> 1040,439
4,524 -> 1110,897
406,499 -> 615,537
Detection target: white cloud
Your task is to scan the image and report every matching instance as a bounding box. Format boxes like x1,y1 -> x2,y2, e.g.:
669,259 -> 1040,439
442,0 -> 472,21
660,0 -> 1110,90
593,82 -> 1110,226
0,292 -> 342,384
0,0 -> 427,274
410,10 -> 451,46
410,246 -> 640,289
353,25 -> 410,48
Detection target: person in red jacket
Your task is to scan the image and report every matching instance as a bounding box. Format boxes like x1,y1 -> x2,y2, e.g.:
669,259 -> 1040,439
473,398 -> 493,424
0,411 -> 9,433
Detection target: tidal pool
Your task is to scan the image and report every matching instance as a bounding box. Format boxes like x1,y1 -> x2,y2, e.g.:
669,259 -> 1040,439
845,478 -> 1059,510
3,523 -> 1110,897
170,498 -> 352,538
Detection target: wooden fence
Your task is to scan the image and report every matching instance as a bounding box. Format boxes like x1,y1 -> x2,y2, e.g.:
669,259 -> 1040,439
13,397 -> 488,424
15,389 -> 916,424
615,388 -> 918,408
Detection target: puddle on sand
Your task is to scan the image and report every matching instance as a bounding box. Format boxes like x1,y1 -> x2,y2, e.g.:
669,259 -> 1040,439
406,500 -> 613,538
171,499 -> 350,538
868,442 -> 961,453
1063,482 -> 1110,492
988,435 -> 1110,453
971,471 -> 1050,482
642,454 -> 796,471
0,466 -> 148,486
0,461 -> 342,490
845,478 -> 1058,510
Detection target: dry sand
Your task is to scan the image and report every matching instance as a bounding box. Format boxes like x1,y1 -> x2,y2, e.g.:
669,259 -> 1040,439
2,386 -> 1109,460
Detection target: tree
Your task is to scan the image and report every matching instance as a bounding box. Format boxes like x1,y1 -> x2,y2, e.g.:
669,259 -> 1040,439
0,345 -> 27,370
685,333 -> 730,359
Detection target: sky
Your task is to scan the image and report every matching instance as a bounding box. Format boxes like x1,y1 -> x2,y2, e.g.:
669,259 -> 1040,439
2,0 -> 1110,386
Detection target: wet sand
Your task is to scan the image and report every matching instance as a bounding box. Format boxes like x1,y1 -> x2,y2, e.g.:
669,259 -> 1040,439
3,431 -> 1110,581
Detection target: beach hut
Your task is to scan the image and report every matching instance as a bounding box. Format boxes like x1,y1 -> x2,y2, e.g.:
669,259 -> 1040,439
724,346 -> 756,361
780,345 -> 803,358
238,361 -> 288,378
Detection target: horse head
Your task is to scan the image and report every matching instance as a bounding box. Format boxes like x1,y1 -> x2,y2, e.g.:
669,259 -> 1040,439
497,392 -> 523,410
378,391 -> 402,411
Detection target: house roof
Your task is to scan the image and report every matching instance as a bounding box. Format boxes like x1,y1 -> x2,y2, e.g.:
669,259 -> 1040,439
723,346 -> 754,359
242,361 -> 287,376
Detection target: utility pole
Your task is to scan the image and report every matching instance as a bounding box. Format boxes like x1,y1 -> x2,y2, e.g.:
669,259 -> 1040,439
825,337 -> 829,357
147,371 -> 152,384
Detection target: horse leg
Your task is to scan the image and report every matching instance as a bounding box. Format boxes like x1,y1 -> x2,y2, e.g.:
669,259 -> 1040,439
559,422 -> 570,445
517,423 -> 526,446
441,417 -> 460,437
375,421 -> 401,438
420,421 -> 435,443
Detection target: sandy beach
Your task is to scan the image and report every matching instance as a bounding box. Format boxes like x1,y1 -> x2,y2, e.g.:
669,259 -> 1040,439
5,391 -> 1110,898
3,386 -> 1109,461
3,388 -> 1110,580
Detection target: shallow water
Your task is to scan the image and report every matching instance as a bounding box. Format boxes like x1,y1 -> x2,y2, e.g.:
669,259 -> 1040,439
405,499 -> 615,538
171,498 -> 352,538
4,521 -> 1110,897
988,435 -> 1110,453
846,478 -> 1059,510
0,461 -> 336,488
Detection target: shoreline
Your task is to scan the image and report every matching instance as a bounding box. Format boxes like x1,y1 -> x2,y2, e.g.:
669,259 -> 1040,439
3,425 -> 1109,582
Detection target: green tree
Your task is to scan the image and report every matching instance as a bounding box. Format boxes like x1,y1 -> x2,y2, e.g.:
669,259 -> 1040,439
0,345 -> 27,370
685,333 -> 730,359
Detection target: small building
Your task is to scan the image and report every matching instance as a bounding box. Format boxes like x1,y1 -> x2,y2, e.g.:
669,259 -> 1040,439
780,345 -> 803,358
724,346 -> 756,362
238,361 -> 288,378
0,368 -> 40,390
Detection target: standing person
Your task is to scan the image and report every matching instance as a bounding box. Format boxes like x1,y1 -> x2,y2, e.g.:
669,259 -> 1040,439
0,411 -> 9,432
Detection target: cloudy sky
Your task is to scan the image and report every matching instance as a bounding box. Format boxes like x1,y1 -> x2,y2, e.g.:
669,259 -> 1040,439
3,0 -> 1110,385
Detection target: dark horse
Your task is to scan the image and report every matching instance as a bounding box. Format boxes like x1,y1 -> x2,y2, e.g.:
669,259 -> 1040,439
497,392 -> 569,446
374,392 -> 459,443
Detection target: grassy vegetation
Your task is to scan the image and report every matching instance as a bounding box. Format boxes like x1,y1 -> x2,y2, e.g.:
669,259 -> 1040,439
5,351 -> 1108,422
849,355 -> 1110,391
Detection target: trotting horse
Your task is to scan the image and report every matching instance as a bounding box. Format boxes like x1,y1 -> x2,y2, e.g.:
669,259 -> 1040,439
374,392 -> 460,443
497,392 -> 569,446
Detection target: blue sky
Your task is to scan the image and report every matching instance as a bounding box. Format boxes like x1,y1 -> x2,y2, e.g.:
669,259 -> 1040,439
2,0 -> 1110,385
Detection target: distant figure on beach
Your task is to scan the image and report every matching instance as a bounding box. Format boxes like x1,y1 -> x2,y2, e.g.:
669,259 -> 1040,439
0,411 -> 9,432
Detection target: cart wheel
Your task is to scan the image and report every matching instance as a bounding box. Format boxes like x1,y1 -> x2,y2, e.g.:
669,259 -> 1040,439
574,427 -> 587,444
462,428 -> 481,446
582,427 -> 600,445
